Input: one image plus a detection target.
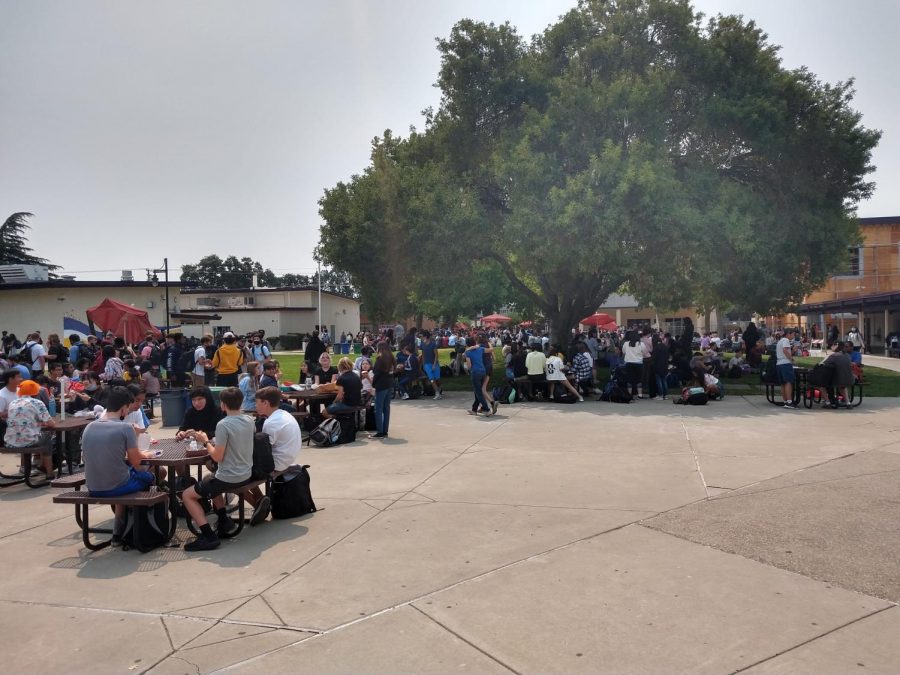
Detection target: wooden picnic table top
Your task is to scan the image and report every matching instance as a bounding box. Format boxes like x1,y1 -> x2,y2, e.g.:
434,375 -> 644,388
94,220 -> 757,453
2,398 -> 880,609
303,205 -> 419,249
51,416 -> 93,431
143,438 -> 209,466
283,389 -> 337,402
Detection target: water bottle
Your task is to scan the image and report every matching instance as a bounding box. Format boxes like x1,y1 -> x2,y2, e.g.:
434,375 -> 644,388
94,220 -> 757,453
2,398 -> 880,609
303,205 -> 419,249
189,439 -> 198,453
48,397 -> 57,417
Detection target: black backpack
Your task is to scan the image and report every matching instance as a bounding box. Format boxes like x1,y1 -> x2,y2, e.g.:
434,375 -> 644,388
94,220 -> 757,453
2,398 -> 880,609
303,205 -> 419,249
270,465 -> 317,518
252,431 -> 275,479
310,418 -> 341,447
179,348 -> 196,374
121,498 -> 170,553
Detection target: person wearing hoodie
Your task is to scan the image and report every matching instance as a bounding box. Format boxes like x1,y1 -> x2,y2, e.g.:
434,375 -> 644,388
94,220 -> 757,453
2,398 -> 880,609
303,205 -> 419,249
175,386 -> 223,440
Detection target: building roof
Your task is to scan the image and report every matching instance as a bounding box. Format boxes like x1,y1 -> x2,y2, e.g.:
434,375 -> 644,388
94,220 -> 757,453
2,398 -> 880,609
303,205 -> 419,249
181,285 -> 358,302
796,290 -> 900,314
0,280 -> 188,292
858,216 -> 900,225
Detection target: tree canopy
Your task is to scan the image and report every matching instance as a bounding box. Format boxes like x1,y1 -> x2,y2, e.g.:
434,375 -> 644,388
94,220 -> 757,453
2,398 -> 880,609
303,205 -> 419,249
180,254 -> 357,297
317,0 -> 880,341
0,212 -> 58,270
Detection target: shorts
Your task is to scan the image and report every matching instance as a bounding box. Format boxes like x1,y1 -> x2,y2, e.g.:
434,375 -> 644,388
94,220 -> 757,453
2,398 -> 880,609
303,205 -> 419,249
424,363 -> 441,381
194,474 -> 258,500
776,363 -> 795,384
89,467 -> 155,497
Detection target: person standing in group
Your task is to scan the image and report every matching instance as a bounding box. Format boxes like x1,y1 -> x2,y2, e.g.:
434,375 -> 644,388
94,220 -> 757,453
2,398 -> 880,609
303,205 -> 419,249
777,328 -> 798,409
304,330 -> 326,374
465,337 -> 492,416
478,334 -> 497,413
211,332 -> 244,387
370,341 -> 395,438
420,331 -> 442,400
847,326 -> 865,354
192,335 -> 210,388
22,333 -> 46,379
622,331 -> 647,399
651,333 -> 670,400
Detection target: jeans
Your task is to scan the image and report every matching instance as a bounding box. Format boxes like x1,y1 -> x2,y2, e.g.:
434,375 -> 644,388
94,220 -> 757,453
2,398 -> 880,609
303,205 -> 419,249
89,467 -> 154,497
470,373 -> 490,412
374,388 -> 391,435
655,374 -> 668,398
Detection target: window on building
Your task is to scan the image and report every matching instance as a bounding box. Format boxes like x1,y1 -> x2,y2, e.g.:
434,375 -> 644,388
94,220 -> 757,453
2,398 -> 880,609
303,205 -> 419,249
664,318 -> 687,336
844,247 -> 862,277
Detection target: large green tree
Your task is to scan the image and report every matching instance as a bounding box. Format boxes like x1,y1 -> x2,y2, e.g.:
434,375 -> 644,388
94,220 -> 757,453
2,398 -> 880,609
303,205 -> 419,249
319,0 -> 879,342
0,212 -> 57,269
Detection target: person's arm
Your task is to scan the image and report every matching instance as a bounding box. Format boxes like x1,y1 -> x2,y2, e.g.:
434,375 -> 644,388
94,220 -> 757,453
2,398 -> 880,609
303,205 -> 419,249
333,382 -> 345,402
193,430 -> 225,463
782,342 -> 793,362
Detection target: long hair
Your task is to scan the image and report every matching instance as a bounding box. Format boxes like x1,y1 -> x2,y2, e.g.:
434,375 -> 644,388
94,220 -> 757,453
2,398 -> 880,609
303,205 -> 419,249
375,341 -> 396,372
627,331 -> 639,348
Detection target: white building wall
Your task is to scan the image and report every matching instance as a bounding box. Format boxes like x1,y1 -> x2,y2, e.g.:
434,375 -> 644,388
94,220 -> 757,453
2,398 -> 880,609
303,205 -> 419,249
0,285 -> 184,338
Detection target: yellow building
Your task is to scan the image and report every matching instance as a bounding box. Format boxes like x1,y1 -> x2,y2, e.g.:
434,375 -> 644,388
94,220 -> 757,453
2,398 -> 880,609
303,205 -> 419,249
797,216 -> 900,351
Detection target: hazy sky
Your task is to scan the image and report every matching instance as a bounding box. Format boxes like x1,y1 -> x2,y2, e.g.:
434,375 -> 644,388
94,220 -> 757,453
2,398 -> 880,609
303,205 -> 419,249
2,0 -> 898,281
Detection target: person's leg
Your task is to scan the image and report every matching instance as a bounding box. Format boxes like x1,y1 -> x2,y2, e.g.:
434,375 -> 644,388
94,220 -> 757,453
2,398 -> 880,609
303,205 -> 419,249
471,373 -> 490,413
561,378 -> 583,401
182,485 -> 209,529
373,389 -> 385,434
183,478 -> 222,551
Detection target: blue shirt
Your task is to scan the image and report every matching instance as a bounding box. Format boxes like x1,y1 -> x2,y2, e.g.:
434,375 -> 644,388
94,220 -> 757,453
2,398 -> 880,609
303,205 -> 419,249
421,341 -> 437,366
467,347 -> 486,376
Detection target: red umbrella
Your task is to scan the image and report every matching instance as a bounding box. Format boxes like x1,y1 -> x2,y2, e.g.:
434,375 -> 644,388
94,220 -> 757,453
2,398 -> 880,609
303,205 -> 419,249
481,313 -> 512,324
600,321 -> 618,332
519,320 -> 534,328
86,298 -> 161,344
454,322 -> 469,330
580,312 -> 615,327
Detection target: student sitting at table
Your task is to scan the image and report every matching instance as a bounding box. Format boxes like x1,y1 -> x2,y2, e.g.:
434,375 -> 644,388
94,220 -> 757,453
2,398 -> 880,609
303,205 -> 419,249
175,387 -> 223,441
182,386 -> 258,551
313,352 -> 338,385
259,361 -> 279,389
239,361 -> 259,413
81,386 -> 159,545
2,374 -> 56,477
322,358 -> 363,417
140,362 -> 160,419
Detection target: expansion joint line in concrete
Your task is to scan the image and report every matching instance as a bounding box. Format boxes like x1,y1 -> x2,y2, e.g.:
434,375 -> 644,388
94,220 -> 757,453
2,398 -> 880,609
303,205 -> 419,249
679,416 -> 710,498
729,604 -> 898,674
211,517 -> 649,673
410,604 -> 521,674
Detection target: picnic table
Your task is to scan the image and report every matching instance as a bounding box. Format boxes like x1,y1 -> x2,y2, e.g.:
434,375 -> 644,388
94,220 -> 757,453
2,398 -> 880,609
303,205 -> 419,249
764,366 -> 810,407
0,415 -> 92,488
143,439 -> 210,539
284,389 -> 337,418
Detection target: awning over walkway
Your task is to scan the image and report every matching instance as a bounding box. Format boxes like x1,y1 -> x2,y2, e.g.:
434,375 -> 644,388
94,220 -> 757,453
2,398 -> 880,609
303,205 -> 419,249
795,290 -> 900,315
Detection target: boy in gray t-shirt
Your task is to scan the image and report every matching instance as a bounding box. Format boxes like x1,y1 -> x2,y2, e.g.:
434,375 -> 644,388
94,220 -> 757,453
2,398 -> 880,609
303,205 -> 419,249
182,386 -> 256,552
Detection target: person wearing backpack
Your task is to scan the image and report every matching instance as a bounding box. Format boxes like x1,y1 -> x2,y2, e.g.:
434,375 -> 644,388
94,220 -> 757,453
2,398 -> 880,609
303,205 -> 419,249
181,387 -> 258,551
22,333 -> 47,378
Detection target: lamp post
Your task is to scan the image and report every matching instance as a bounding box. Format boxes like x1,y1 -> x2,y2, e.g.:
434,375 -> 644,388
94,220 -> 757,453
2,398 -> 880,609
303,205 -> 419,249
150,257 -> 170,334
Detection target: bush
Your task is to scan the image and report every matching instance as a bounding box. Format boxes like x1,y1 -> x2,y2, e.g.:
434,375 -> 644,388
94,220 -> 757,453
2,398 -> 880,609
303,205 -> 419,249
277,334 -> 299,351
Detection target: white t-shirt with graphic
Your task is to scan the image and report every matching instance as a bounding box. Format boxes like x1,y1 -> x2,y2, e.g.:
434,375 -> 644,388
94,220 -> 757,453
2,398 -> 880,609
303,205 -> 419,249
545,355 -> 567,381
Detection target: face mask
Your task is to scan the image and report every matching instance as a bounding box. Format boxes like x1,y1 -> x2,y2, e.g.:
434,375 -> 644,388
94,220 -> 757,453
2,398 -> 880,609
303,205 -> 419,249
86,384 -> 98,391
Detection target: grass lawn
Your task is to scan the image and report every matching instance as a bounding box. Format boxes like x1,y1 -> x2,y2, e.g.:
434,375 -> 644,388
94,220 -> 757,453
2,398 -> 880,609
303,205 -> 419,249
269,349 -> 900,397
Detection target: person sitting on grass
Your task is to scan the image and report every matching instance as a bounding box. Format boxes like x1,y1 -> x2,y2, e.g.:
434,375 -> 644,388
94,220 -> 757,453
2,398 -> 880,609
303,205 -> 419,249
182,386 -> 258,552
82,386 -> 159,546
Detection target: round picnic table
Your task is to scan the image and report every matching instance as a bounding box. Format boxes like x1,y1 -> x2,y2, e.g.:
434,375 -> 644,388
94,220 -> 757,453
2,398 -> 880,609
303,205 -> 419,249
143,439 -> 210,539
283,388 -> 337,418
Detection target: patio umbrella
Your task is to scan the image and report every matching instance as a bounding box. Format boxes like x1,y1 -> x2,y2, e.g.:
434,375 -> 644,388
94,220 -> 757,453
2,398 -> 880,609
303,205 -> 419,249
600,321 -> 618,332
481,313 -> 512,324
86,298 -> 161,344
580,312 -> 615,327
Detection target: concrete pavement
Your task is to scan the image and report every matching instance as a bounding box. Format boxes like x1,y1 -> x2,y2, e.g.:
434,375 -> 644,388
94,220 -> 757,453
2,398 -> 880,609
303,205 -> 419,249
0,394 -> 898,674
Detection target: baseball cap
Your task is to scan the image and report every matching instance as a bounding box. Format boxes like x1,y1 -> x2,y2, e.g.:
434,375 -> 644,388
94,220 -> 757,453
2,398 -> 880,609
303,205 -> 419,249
17,380 -> 40,397
223,331 -> 235,338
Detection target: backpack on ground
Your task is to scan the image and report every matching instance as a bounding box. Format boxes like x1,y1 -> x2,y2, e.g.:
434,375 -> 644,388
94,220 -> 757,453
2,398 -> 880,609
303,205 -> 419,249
599,379 -> 632,403
252,431 -> 275,479
310,418 -> 341,447
675,386 -> 709,406
336,414 -> 357,444
270,464 -> 317,518
121,499 -> 170,553
364,405 -> 377,431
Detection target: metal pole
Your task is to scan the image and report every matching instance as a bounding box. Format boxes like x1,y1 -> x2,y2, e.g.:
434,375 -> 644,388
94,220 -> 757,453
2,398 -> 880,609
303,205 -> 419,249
317,261 -> 323,333
164,257 -> 170,333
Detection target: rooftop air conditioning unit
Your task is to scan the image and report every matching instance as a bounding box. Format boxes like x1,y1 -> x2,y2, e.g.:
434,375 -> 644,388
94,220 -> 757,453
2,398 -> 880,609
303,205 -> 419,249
121,270 -> 134,282
0,264 -> 50,283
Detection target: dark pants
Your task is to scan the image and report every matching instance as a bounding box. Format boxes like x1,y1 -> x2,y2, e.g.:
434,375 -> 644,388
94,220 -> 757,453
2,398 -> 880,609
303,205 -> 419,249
527,374 -> 547,399
216,372 -> 238,387
470,373 -> 490,412
374,388 -> 391,434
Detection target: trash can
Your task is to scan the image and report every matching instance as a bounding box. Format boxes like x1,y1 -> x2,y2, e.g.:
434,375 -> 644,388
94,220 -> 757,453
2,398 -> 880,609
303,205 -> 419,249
353,343 -> 361,354
160,388 -> 187,428
342,342 -> 350,355
208,386 -> 226,408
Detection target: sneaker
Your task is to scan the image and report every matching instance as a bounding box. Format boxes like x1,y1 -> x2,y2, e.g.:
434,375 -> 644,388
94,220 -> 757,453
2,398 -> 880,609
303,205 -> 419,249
217,515 -> 237,537
434,393 -> 442,400
491,400 -> 498,414
369,432 -> 387,438
578,397 -> 585,402
250,496 -> 271,526
184,533 -> 220,552
110,534 -> 123,548
401,393 -> 410,400
782,402 -> 798,409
